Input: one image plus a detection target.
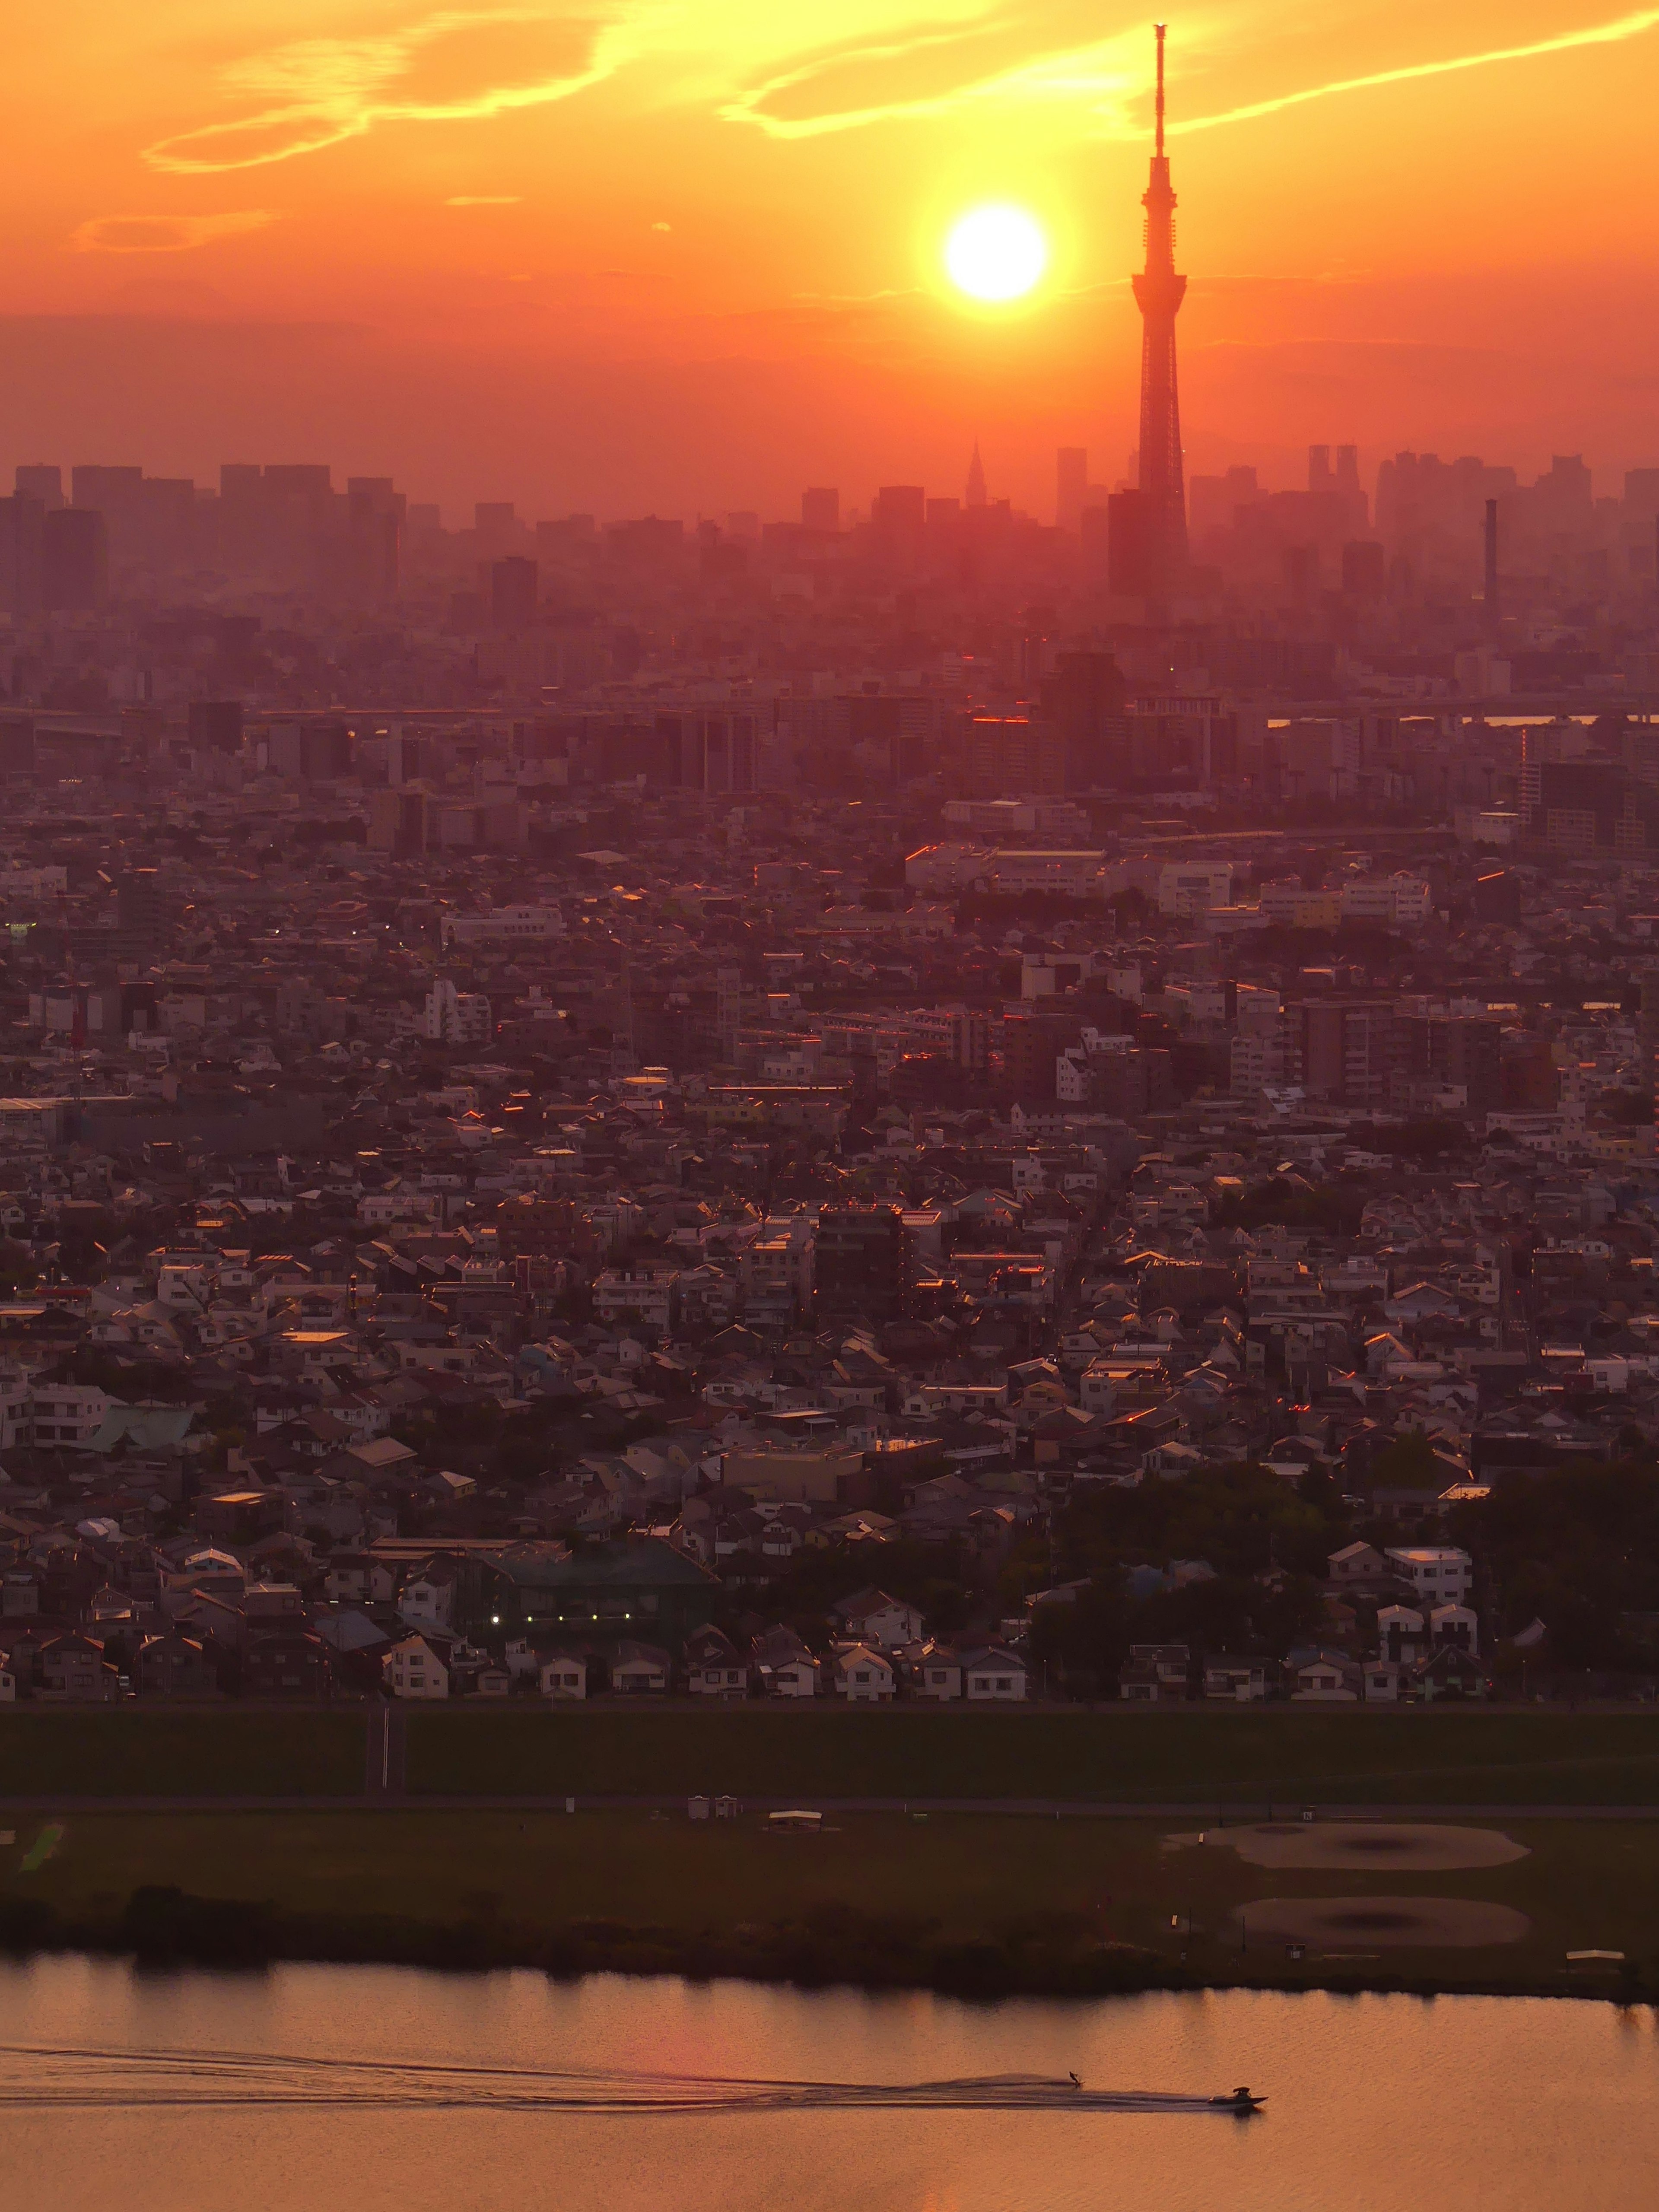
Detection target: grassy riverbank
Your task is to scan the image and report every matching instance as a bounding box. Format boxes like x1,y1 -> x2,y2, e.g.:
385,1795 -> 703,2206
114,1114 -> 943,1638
4,1705 -> 1659,1814
405,1705 -> 1659,1805
0,1807 -> 1654,2003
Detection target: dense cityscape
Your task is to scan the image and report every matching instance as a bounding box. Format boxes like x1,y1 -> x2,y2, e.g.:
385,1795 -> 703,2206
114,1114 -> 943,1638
8,30 -> 1659,2189
3,394 -> 1659,1712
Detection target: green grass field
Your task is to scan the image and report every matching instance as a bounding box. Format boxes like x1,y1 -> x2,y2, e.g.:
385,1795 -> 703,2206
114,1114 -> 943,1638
0,1710 -> 363,1797
1,1806 -> 1652,1997
5,1706 -> 1659,1812
407,1704 -> 1659,1807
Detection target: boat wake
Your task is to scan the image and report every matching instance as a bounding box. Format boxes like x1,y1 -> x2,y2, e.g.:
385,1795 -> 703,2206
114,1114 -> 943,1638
0,2046 -> 1249,2115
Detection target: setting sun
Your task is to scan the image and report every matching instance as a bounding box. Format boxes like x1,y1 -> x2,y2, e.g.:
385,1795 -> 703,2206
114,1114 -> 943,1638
943,203 -> 1048,303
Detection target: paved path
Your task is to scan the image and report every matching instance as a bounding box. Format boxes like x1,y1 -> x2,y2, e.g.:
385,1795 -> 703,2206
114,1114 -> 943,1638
3,1794 -> 1659,1820
362,1705 -> 407,1798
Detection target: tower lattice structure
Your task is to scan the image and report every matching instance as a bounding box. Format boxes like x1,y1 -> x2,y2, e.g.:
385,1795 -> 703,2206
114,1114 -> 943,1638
1132,22 -> 1188,582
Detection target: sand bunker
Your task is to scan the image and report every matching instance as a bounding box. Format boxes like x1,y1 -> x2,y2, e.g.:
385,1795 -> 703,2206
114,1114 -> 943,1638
1166,1822 -> 1528,1872
1232,1895 -> 1531,1949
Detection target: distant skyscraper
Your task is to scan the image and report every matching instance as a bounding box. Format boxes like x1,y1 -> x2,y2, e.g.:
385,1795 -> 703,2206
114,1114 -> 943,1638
1130,22 -> 1188,589
801,486 -> 840,531
43,507 -> 108,610
965,442 -> 987,509
15,465 -> 63,512
489,554 -> 538,629
1056,447 -> 1087,532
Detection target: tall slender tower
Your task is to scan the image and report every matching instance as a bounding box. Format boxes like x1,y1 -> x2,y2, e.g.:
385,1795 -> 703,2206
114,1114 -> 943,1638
1132,23 -> 1188,583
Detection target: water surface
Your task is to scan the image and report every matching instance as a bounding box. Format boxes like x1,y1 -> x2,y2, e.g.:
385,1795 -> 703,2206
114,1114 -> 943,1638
0,1956 -> 1653,2211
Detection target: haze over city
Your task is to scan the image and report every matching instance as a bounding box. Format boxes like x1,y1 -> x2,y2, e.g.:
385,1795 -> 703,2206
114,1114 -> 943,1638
6,3 -> 1659,512
6,12 -> 1659,2212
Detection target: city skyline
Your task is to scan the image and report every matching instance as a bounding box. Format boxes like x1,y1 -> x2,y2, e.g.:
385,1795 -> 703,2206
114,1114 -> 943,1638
5,6 -> 1659,512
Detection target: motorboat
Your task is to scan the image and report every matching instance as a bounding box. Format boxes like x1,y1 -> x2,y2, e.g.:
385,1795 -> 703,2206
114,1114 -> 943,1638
1210,2086 -> 1265,2113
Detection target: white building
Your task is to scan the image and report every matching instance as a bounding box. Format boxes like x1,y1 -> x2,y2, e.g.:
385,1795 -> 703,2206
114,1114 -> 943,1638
1340,874 -> 1434,928
382,1633 -> 449,1699
1386,1546 -> 1473,1607
441,905 -> 564,949
424,979 -> 492,1045
593,1268 -> 680,1330
1157,861 -> 1233,918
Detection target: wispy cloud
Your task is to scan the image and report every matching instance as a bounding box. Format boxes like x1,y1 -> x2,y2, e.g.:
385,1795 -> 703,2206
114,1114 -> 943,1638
720,4 -> 1659,143
142,6 -> 646,176
721,26 -> 1140,140
1176,6 -> 1659,135
71,210 -> 278,254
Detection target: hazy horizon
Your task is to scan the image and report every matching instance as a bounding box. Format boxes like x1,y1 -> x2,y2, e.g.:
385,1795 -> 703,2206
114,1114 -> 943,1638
6,5 -> 1659,517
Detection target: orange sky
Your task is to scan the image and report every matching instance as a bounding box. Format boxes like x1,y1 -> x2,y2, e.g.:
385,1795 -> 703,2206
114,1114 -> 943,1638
3,4 -> 1659,516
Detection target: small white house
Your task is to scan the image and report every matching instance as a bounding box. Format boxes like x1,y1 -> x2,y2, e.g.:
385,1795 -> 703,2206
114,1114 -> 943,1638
1430,1602 -> 1479,1656
1363,1658 -> 1408,1703
751,1626 -> 819,1697
1203,1656 -> 1273,1702
963,1645 -> 1029,1702
832,1642 -> 896,1701
382,1633 -> 448,1700
1376,1603 -> 1427,1663
610,1640 -> 671,1693
397,1560 -> 458,1630
1290,1651 -> 1361,1701
831,1589 -> 925,1650
540,1649 -> 588,1700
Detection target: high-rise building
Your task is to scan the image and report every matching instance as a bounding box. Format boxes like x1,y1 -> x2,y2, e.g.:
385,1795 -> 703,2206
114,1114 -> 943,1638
1056,448 -> 1088,532
1342,541 -> 1386,597
965,442 -> 987,509
490,554 -> 539,629
801,486 -> 839,531
0,494 -> 45,614
475,501 -> 519,553
43,507 -> 108,610
1129,23 -> 1188,592
15,465 -> 63,512
187,701 -> 244,754
872,485 -> 925,561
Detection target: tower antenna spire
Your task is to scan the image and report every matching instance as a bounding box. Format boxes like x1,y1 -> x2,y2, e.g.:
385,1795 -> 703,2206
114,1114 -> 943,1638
1155,21 -> 1166,158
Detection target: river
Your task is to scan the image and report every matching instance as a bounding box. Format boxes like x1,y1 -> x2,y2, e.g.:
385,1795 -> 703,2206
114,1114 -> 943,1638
0,1955 -> 1654,2211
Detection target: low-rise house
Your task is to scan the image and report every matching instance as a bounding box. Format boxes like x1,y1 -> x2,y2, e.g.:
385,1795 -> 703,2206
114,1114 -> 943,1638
135,1628 -> 220,1697
1203,1654 -> 1275,1702
962,1643 -> 1029,1701
831,1640 -> 896,1701
35,1631 -> 118,1701
244,1628 -> 336,1698
383,1632 -> 449,1700
1386,1545 -> 1473,1605
1289,1649 -> 1362,1701
1413,1643 -> 1486,1700
1327,1540 -> 1389,1586
912,1640 -> 963,1700
684,1624 -> 747,1697
397,1558 -> 460,1630
540,1648 -> 588,1700
609,1640 -> 671,1693
750,1624 -> 819,1697
1118,1642 -> 1190,1701
1363,1657 -> 1408,1702
828,1587 -> 925,1650
1430,1601 -> 1479,1655
1376,1604 -> 1427,1663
